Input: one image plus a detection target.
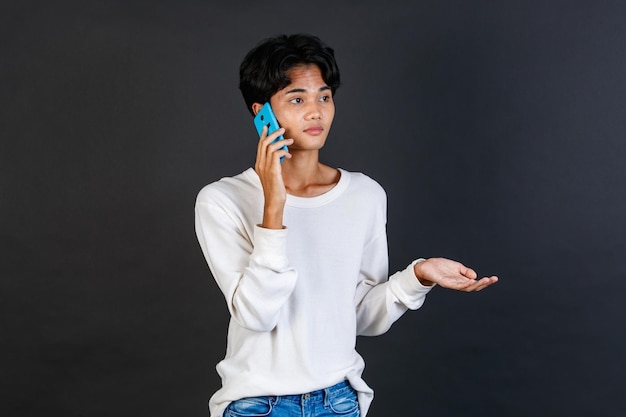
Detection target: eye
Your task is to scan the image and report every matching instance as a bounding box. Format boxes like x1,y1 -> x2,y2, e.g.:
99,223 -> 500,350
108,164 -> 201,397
319,95 -> 331,102
289,97 -> 303,104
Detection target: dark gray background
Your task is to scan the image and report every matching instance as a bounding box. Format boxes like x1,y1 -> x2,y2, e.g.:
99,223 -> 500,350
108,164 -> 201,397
2,1 -> 625,416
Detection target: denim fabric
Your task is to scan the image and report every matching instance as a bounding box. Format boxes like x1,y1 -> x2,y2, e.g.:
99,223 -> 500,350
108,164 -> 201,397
223,380 -> 360,417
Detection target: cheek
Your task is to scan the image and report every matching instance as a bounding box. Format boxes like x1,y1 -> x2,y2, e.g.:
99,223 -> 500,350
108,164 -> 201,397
277,115 -> 297,133
325,107 -> 335,124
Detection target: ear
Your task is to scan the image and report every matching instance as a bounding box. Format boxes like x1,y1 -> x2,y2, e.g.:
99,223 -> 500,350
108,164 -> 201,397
251,102 -> 264,116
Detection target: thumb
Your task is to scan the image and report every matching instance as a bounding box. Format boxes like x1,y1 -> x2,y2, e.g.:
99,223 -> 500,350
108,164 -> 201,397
460,265 -> 478,280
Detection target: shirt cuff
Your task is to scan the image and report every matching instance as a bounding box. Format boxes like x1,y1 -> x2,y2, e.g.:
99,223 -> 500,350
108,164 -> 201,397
251,225 -> 290,271
400,258 -> 436,294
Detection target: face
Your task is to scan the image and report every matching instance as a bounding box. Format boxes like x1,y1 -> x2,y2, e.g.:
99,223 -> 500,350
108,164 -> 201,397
255,64 -> 335,152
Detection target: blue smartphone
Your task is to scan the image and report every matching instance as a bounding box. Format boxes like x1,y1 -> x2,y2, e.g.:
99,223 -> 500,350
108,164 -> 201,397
253,102 -> 288,162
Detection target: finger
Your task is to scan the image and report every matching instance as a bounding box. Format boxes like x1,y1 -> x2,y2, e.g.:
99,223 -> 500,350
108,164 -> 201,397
276,149 -> 292,162
268,138 -> 293,155
463,281 -> 486,292
257,126 -> 272,165
258,130 -> 286,163
471,277 -> 498,292
270,144 -> 292,165
452,275 -> 486,291
256,126 -> 270,166
257,128 -> 286,163
446,276 -> 478,291
262,127 -> 286,145
265,137 -> 292,165
461,266 -> 478,280
258,124 -> 269,142
257,126 -> 280,154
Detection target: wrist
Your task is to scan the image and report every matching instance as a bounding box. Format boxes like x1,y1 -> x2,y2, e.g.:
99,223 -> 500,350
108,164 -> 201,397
413,259 -> 435,287
261,203 -> 285,230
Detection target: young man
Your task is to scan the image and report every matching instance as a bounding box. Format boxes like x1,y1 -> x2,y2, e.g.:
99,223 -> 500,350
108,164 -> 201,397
195,33 -> 498,417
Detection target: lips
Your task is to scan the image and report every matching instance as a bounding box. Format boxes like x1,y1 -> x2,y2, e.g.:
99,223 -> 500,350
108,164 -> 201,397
304,126 -> 324,135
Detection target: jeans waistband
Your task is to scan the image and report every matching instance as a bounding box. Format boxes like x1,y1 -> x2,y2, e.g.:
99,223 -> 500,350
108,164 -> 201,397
277,380 -> 351,404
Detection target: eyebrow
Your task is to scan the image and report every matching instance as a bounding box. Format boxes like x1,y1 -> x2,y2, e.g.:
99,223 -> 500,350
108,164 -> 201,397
284,86 -> 331,94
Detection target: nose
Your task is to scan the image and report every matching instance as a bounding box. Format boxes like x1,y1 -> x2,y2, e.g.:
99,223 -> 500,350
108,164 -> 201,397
304,102 -> 322,120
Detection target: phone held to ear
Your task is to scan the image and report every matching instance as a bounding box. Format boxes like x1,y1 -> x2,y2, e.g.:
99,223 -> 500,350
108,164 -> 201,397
253,102 -> 288,163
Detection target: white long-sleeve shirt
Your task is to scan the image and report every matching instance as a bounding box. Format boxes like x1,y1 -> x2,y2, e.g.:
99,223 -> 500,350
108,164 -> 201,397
194,167 -> 433,417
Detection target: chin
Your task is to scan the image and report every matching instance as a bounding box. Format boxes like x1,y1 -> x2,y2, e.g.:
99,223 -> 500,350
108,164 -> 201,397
292,142 -> 327,152
295,135 -> 328,148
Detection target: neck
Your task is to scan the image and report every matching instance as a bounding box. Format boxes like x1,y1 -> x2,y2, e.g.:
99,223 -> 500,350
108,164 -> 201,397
280,151 -> 339,197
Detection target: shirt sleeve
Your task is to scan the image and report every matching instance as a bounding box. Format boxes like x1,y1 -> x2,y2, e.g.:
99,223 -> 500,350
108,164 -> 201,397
195,195 -> 297,332
354,231 -> 434,337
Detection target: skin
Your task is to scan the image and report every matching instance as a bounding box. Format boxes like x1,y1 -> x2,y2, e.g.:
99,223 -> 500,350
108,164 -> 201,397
252,64 -> 498,291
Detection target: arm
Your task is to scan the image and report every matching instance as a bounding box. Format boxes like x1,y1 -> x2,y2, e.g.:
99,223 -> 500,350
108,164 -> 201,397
254,125 -> 293,229
193,126 -> 295,332
354,236 -> 498,336
354,256 -> 498,336
195,199 -> 297,332
354,232 -> 434,336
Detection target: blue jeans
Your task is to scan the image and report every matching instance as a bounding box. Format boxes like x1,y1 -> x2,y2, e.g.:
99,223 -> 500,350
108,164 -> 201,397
223,380 -> 360,417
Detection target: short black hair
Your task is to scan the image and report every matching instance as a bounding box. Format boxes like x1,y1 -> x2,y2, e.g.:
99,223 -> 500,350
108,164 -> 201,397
239,33 -> 341,115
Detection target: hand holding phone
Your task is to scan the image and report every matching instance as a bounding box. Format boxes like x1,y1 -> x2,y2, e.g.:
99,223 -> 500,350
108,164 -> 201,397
253,102 -> 288,162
